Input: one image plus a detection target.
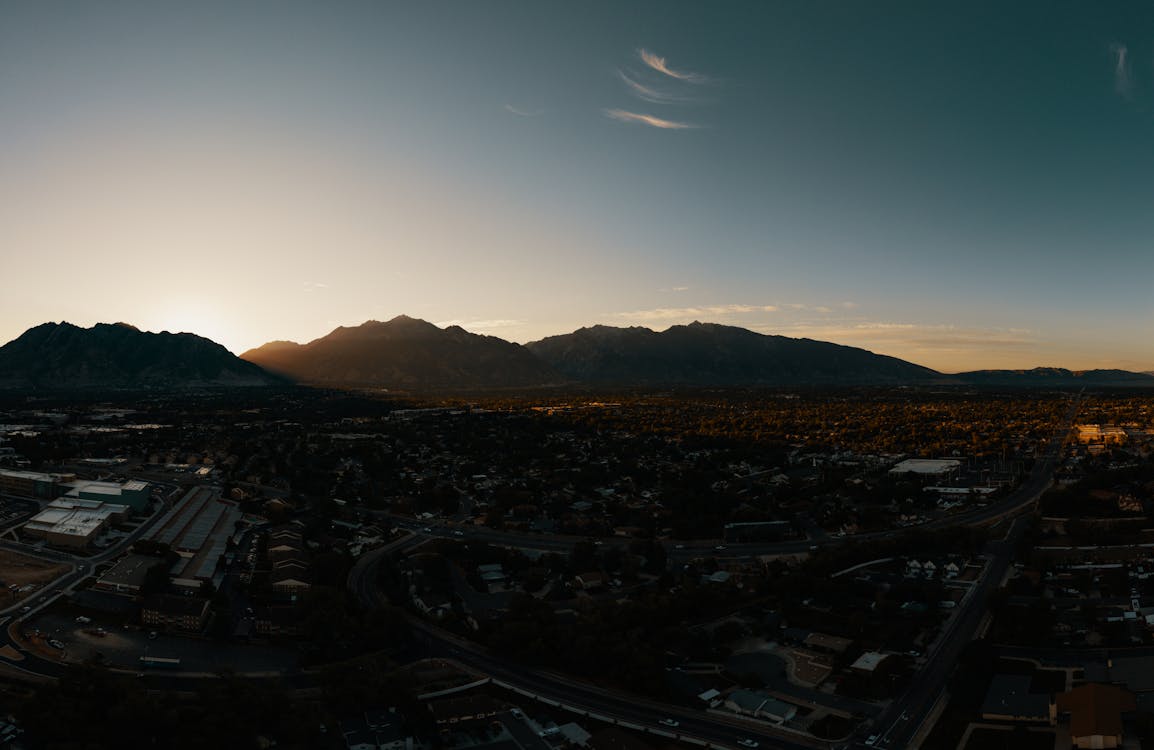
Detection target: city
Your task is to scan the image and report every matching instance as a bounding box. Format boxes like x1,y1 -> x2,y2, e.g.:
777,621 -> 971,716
0,385 -> 1146,748
3,2 -> 1154,748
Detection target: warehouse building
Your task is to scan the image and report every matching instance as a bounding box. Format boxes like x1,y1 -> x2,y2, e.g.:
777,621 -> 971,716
147,486 -> 242,590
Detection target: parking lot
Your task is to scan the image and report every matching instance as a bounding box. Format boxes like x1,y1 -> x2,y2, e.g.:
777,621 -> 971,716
26,610 -> 300,675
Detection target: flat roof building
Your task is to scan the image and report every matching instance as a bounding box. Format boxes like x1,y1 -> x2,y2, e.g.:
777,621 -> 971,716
0,469 -> 75,499
147,486 -> 241,589
889,459 -> 962,477
23,498 -> 129,549
64,479 -> 150,513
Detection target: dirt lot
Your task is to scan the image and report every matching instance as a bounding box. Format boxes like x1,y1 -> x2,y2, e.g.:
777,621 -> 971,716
0,550 -> 69,602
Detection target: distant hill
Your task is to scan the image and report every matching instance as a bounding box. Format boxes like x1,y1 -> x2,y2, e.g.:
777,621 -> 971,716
950,367 -> 1154,387
525,321 -> 940,385
240,316 -> 561,390
0,322 -> 285,390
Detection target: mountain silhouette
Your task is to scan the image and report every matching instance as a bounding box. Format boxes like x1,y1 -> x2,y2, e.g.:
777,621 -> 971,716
0,322 -> 285,390
525,321 -> 940,385
240,316 -> 561,390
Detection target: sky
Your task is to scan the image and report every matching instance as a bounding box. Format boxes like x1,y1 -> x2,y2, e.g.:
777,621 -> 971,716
1,1 -> 1153,373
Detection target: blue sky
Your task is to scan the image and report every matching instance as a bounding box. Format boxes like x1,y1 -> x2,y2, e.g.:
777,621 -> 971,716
1,0 -> 1152,371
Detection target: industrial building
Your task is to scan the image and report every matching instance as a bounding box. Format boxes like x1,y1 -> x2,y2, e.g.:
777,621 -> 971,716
0,470 -> 150,512
63,479 -> 150,513
23,498 -> 129,549
0,470 -> 75,499
888,458 -> 962,478
147,486 -> 242,590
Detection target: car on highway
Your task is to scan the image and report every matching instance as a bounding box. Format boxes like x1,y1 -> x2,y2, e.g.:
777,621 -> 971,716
714,545 -> 727,552
737,739 -> 758,748
659,718 -> 679,728
48,640 -> 64,649
865,735 -> 878,746
75,616 -> 91,624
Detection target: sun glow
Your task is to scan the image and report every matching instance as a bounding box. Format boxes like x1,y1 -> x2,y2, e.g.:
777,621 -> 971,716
147,302 -> 237,353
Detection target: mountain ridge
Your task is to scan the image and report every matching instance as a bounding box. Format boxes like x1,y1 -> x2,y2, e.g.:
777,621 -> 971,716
240,315 -> 562,390
524,320 -> 941,386
0,322 -> 285,390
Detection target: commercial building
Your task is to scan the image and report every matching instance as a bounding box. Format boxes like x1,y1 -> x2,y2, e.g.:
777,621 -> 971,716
1055,683 -> 1136,749
889,458 -> 962,478
980,675 -> 1052,724
0,470 -> 150,512
94,554 -> 164,594
63,479 -> 150,513
23,498 -> 129,549
0,470 -> 74,499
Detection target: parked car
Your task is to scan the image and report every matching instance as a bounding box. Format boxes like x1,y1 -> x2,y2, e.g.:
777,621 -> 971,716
659,718 -> 679,728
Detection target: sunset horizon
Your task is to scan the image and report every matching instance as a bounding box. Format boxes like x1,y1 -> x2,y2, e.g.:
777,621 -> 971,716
3,2 -> 1154,374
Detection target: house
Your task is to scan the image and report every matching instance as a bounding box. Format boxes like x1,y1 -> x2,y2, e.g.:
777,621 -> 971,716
723,689 -> 797,723
1054,683 -> 1136,749
849,652 -> 891,674
980,675 -> 1052,723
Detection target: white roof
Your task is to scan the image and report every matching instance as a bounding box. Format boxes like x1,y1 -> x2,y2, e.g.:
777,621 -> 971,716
851,651 -> 890,672
890,459 -> 962,475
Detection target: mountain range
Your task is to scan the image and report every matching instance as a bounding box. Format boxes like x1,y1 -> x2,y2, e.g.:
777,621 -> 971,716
524,322 -> 939,385
0,322 -> 284,390
2,317 -> 1152,391
240,316 -> 559,389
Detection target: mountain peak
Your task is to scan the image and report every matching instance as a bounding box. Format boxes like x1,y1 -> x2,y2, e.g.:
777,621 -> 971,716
0,322 -> 285,390
241,318 -> 560,390
526,320 -> 938,385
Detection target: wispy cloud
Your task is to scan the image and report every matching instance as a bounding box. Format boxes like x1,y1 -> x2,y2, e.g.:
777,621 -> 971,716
303,282 -> 329,293
437,318 -> 526,332
616,69 -> 692,104
604,109 -> 698,129
505,104 -> 545,117
638,48 -> 709,84
671,286 -> 690,292
1111,43 -> 1132,98
761,322 -> 1037,353
616,304 -> 780,321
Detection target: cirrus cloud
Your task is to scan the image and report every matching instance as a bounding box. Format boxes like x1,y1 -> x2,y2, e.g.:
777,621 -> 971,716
638,48 -> 709,84
603,108 -> 698,129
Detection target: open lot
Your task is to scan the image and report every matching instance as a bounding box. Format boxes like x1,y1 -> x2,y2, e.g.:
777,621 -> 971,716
0,550 -> 69,602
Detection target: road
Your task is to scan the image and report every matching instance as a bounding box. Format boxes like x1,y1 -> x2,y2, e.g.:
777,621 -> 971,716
349,395 -> 1082,750
378,396 -> 1077,564
847,394 -> 1080,749
349,545 -> 828,750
